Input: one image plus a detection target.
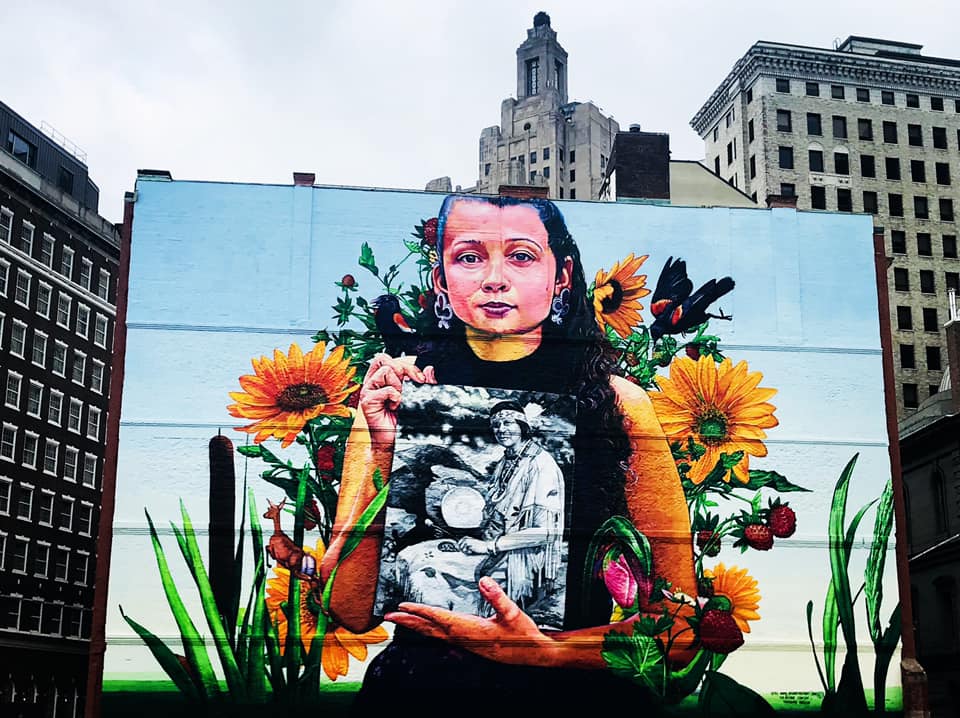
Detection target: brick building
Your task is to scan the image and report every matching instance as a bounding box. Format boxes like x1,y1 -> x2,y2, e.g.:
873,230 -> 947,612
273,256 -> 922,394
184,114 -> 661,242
0,100 -> 120,716
691,37 -> 960,418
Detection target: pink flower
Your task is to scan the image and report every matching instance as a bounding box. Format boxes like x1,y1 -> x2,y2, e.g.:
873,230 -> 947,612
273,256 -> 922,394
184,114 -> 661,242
604,554 -> 638,609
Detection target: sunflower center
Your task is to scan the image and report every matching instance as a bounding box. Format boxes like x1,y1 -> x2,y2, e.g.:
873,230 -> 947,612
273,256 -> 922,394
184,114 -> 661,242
276,383 -> 328,412
600,279 -> 624,313
696,407 -> 728,446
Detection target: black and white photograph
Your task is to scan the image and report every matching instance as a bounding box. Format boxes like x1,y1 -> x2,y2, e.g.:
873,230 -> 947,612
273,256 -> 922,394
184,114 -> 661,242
373,384 -> 577,630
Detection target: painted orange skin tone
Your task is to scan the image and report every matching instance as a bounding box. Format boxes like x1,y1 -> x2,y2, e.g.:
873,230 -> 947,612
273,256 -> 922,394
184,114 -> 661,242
319,200 -> 697,669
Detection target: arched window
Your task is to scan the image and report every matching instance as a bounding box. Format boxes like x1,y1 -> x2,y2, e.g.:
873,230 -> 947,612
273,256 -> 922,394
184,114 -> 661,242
932,466 -> 948,534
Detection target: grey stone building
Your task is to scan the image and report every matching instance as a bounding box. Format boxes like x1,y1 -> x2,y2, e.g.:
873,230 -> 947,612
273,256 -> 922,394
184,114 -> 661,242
474,12 -> 618,200
0,100 -> 120,716
691,37 -> 960,419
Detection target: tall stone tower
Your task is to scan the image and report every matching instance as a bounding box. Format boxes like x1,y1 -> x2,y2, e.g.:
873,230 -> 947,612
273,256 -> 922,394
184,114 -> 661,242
476,12 -> 618,200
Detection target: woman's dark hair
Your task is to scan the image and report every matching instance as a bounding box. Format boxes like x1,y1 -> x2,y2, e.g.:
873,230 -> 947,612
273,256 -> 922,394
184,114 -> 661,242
488,400 -> 532,440
422,196 -> 631,614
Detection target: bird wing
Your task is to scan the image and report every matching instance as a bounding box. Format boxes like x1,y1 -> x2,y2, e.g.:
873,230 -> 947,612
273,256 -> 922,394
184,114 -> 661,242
650,257 -> 693,317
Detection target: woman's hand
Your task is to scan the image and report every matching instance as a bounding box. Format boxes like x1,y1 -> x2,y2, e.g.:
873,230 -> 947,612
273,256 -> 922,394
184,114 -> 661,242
360,354 -> 436,437
385,577 -> 560,667
457,537 -> 493,555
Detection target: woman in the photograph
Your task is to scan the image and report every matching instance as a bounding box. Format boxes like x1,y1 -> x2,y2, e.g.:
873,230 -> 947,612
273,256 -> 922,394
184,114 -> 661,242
319,194 -> 696,708
459,400 -> 564,614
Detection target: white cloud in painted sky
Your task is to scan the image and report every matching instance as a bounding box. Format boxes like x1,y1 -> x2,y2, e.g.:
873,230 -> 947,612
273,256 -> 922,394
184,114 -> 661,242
3,0 -> 958,222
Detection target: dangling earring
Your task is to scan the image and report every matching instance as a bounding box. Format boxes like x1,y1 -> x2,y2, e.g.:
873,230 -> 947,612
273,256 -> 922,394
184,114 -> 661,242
551,288 -> 570,325
435,290 -> 453,329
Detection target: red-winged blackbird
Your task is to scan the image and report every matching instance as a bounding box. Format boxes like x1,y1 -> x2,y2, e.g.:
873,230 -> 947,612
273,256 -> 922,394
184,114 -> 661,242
372,294 -> 420,357
649,257 -> 735,342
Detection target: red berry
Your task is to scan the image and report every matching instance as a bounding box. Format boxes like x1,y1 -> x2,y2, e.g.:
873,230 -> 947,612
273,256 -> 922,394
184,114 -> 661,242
743,523 -> 774,551
303,498 -> 322,531
418,292 -> 432,310
423,217 -> 439,246
341,274 -> 356,288
697,530 -> 721,557
698,610 -> 744,654
316,444 -> 336,473
768,505 -> 797,538
685,344 -> 701,360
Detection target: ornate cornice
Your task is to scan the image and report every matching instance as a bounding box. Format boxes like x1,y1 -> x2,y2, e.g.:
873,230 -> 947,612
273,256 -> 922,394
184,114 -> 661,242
690,42 -> 960,135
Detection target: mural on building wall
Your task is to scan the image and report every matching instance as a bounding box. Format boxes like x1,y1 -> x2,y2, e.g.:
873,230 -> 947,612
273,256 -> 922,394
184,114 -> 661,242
104,185 -> 902,715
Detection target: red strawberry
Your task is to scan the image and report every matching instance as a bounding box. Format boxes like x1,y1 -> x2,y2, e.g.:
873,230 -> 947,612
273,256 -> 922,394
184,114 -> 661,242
697,530 -> 721,557
698,609 -> 744,654
316,444 -> 336,473
685,344 -> 701,360
341,274 -> 356,288
423,217 -> 439,246
743,523 -> 774,551
768,504 -> 796,538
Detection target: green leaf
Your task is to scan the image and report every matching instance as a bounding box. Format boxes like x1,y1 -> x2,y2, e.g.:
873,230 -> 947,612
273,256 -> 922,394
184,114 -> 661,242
865,480 -> 895,643
358,242 -> 379,276
120,606 -> 203,702
805,600 -> 828,693
872,604 -> 902,713
237,444 -> 262,458
144,510 -> 219,699
698,671 -> 776,717
601,626 -> 664,693
176,501 -> 248,700
666,648 -> 711,703
743,470 -> 811,493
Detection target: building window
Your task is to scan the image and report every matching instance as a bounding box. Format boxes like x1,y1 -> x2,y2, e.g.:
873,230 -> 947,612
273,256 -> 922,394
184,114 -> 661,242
805,81 -> 819,96
48,390 -> 63,426
725,112 -> 731,129
0,478 -> 10,514
808,149 -> 824,172
727,142 -> 734,165
933,127 -> 948,149
780,183 -> 796,198
58,166 -> 74,193
77,503 -> 93,537
917,233 -> 932,256
529,170 -> 536,183
748,119 -> 755,142
891,231 -> 907,254
931,96 -> 944,111
554,60 -> 563,92
881,90 -> 895,105
907,124 -> 922,147
97,269 -> 111,301
82,454 -> 97,488
14,270 -> 31,307
542,147 -> 550,161
568,150 -> 575,163
936,162 -> 951,185
834,152 -> 849,175
64,447 -> 79,481
778,146 -> 794,169
76,305 -> 90,338
746,88 -> 753,104
831,85 -> 845,100
915,196 -> 929,219
5,371 -> 22,409
0,208 -> 11,244
569,189 -> 576,199
900,344 -> 915,369
569,169 -> 575,182
923,307 -> 939,332
714,157 -> 720,175
38,491 -> 54,526
885,158 -> 901,181
7,131 -> 37,167
26,381 -> 42,418
856,87 -> 870,102
883,121 -> 898,144
777,110 -> 792,132
0,258 -> 8,296
927,346 -> 942,370
811,186 -> 827,210
525,57 -> 539,96
54,551 -> 69,582
36,282 -> 51,318
483,163 -> 490,177
911,160 -> 926,183
836,189 -> 852,212
906,93 -> 920,108
43,439 -> 59,475
87,407 -> 101,441
903,383 -> 919,409
894,267 -> 910,291
57,294 -> 71,328
863,191 -> 878,215
529,151 -> 537,165
68,399 -> 82,434
776,78 -> 790,93
947,272 -> 960,291
22,433 -> 38,468
858,118 -> 873,140
11,536 -> 29,573
72,351 -> 86,386
897,306 -> 913,330
806,113 -> 822,136
40,234 -> 55,267
31,330 -> 47,367
543,166 -> 550,179
91,360 -> 105,394
944,235 -> 958,258
941,198 -> 955,222
920,269 -> 936,293
747,155 -> 755,178
832,116 -> 847,139
60,246 -> 74,279
17,483 -> 34,519
860,154 -> 875,178
58,497 -> 74,532
79,259 -> 93,290
52,342 -> 67,376
11,320 -> 27,358
0,423 -> 16,461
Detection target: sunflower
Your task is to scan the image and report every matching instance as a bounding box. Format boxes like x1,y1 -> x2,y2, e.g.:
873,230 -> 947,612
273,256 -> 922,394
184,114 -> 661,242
593,253 -> 650,338
265,539 -> 388,681
651,355 -> 778,484
228,343 -> 359,448
704,563 -> 761,632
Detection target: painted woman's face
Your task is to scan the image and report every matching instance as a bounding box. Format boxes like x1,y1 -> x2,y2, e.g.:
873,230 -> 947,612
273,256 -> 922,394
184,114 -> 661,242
434,200 -> 572,337
491,414 -> 523,449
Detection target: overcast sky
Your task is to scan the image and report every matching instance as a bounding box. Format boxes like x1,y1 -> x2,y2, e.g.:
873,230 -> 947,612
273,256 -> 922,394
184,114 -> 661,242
4,0 -> 958,223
